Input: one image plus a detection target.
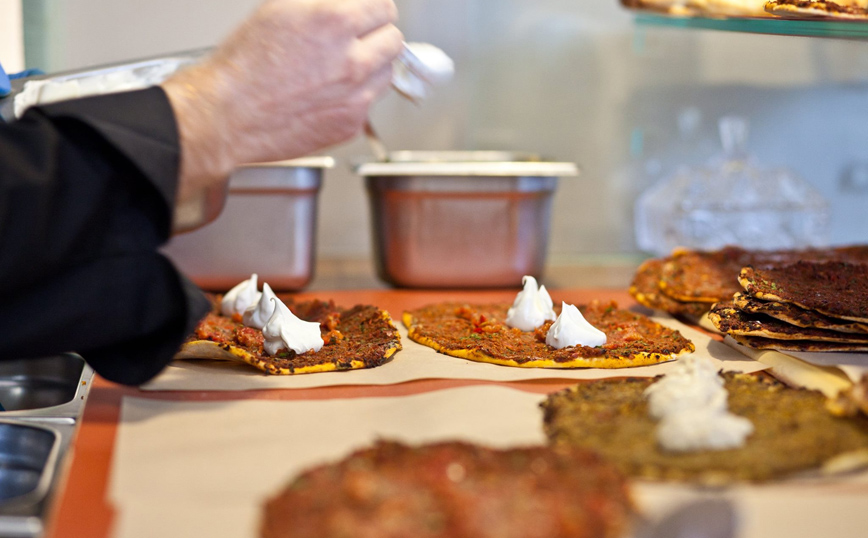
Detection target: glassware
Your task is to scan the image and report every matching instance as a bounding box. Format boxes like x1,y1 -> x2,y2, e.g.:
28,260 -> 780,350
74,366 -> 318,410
635,116 -> 829,255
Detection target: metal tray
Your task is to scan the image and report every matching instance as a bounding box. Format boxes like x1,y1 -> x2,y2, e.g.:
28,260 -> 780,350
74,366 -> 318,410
0,420 -> 74,538
0,49 -> 208,122
0,354 -> 94,423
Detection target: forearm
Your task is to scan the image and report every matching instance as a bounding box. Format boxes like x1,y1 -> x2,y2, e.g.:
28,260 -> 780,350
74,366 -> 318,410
160,0 -> 403,233
161,63 -> 238,232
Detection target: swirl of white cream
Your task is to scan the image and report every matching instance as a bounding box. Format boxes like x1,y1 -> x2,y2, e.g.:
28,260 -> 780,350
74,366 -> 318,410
505,276 -> 557,332
242,283 -> 278,330
221,274 -> 262,317
545,302 -> 607,349
262,298 -> 324,356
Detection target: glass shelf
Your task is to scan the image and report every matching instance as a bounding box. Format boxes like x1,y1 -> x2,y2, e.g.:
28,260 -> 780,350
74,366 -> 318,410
635,13 -> 868,40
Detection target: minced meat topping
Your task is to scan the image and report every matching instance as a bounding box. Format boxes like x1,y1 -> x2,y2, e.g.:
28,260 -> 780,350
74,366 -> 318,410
405,301 -> 694,366
190,299 -> 400,372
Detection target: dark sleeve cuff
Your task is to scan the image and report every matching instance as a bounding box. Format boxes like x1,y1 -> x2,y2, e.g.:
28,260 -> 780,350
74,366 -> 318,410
82,260 -> 212,386
0,252 -> 210,386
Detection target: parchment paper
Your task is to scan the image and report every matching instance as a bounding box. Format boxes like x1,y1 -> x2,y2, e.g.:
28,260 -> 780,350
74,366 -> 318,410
108,387 -> 547,538
141,316 -> 765,391
723,336 -> 867,397
108,386 -> 868,538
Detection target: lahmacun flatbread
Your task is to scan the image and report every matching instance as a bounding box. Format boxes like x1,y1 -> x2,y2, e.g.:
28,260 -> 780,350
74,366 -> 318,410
655,245 -> 868,305
261,440 -> 634,538
542,373 -> 868,484
766,0 -> 868,20
629,258 -> 710,319
658,246 -> 768,303
620,0 -> 704,16
622,0 -> 771,16
730,333 -> 868,352
739,261 -> 868,323
709,301 -> 868,343
176,299 -> 401,375
403,301 -> 694,369
732,292 -> 868,334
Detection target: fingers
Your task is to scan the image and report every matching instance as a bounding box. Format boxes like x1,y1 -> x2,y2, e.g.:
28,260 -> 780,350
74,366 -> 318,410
365,60 -> 397,99
355,23 -> 405,74
339,0 -> 399,38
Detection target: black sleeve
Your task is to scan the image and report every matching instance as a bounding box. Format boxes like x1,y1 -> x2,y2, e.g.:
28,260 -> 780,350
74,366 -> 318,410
0,87 -> 210,385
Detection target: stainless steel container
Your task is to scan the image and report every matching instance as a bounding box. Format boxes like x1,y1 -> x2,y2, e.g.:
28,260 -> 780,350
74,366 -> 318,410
0,420 -> 75,537
0,354 -> 93,423
358,152 -> 579,288
162,157 -> 333,291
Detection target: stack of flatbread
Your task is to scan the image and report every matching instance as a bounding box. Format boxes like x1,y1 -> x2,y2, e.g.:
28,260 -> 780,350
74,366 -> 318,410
620,0 -> 773,17
621,0 -> 868,19
765,0 -> 868,20
709,260 -> 868,352
630,245 -> 868,321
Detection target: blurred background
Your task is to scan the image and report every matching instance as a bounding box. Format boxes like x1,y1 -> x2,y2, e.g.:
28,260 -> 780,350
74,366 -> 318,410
4,0 -> 868,281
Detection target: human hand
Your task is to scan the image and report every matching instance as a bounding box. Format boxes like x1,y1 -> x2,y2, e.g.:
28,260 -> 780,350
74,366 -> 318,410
162,0 -> 403,232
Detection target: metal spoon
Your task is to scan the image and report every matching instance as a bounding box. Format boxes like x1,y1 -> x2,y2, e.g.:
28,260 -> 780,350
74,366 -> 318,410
363,120 -> 390,162
363,43 -> 454,162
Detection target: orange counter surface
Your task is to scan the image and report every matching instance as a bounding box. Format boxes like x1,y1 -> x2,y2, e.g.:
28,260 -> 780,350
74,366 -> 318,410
45,288 -> 632,538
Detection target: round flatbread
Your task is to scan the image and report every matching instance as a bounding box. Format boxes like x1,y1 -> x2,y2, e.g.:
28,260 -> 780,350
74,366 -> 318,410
542,373 -> 868,484
765,0 -> 868,20
739,261 -> 868,323
629,258 -> 710,319
729,333 -> 868,352
176,300 -> 402,375
732,292 -> 868,334
403,301 -> 694,369
261,440 -> 634,538
709,301 -> 868,343
657,246 -> 868,304
658,246 -> 764,303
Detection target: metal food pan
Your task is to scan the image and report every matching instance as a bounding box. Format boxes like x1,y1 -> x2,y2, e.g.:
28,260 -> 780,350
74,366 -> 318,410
0,354 -> 93,423
0,420 -> 75,538
358,151 -> 579,288
162,157 -> 334,291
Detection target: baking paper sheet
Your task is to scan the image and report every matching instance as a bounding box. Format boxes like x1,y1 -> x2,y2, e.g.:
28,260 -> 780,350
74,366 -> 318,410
723,336 -> 866,397
141,316 -> 766,391
108,387 -> 547,538
108,386 -> 868,538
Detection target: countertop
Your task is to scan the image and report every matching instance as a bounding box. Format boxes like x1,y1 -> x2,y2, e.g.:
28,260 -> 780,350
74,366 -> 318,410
45,288 -> 621,538
41,287 -> 868,538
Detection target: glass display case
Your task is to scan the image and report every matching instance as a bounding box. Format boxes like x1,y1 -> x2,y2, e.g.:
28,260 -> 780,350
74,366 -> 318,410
635,13 -> 868,40
629,9 -> 868,253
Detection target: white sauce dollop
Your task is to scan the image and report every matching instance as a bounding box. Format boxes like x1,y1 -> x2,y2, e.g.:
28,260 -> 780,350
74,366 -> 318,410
505,276 -> 557,332
262,298 -> 324,356
655,408 -> 755,453
242,283 -> 278,330
221,274 -> 262,318
545,302 -> 607,349
645,356 -> 754,453
644,355 -> 727,419
392,42 -> 454,102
